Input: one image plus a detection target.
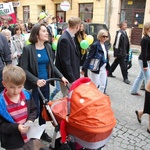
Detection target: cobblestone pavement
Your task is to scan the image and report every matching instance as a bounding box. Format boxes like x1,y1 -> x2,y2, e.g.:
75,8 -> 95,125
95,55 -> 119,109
1,50 -> 150,150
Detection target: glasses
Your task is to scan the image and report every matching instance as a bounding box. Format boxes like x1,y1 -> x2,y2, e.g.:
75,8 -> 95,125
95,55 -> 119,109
102,36 -> 108,38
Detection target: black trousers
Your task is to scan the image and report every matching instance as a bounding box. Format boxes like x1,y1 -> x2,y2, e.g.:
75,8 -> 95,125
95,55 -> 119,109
109,56 -> 128,80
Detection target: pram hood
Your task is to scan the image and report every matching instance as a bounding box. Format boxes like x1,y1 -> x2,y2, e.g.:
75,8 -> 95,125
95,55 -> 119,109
67,77 -> 116,133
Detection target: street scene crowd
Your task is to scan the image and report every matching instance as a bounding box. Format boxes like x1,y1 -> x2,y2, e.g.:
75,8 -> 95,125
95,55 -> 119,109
0,11 -> 150,150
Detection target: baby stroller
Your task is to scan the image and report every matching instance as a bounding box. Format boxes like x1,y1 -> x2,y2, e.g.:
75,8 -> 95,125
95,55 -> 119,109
38,77 -> 116,150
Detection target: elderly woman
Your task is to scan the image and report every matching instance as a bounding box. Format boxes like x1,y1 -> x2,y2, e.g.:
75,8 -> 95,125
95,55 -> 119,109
81,29 -> 110,93
20,23 -> 68,142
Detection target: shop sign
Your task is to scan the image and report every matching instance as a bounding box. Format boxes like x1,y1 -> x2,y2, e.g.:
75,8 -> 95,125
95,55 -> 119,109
60,1 -> 70,11
12,1 -> 20,7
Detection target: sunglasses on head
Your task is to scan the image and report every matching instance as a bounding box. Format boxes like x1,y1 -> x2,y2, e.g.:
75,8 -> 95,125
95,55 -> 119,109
102,36 -> 108,38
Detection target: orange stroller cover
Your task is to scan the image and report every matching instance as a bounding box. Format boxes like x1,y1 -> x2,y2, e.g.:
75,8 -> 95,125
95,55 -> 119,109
67,77 -> 116,134
50,77 -> 116,148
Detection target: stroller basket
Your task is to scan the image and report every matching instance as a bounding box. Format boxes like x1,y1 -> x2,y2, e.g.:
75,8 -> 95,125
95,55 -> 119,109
38,77 -> 116,150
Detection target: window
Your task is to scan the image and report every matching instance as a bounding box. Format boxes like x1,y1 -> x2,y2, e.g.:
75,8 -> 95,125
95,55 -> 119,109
79,3 -> 93,23
120,0 -> 146,28
23,6 -> 30,23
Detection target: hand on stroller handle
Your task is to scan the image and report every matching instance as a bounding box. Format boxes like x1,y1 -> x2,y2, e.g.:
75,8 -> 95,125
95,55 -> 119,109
37,78 -> 70,104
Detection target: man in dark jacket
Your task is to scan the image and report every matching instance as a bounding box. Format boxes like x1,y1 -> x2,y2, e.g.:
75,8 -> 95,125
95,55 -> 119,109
55,16 -> 81,96
0,33 -> 12,92
108,21 -> 130,84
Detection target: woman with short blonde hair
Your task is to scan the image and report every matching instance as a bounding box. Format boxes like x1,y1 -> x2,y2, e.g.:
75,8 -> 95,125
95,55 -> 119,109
81,29 -> 110,93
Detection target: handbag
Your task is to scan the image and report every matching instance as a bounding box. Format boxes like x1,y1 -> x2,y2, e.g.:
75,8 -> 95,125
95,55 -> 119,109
88,58 -> 100,71
88,45 -> 101,71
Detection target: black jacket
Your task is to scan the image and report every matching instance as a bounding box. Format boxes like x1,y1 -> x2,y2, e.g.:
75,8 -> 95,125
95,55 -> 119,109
113,30 -> 129,58
0,33 -> 12,71
139,35 -> 150,68
20,43 -> 63,90
55,31 -> 80,83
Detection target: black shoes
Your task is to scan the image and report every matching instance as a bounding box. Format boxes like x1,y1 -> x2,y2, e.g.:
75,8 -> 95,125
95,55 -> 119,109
41,132 -> 52,142
123,79 -> 130,84
131,93 -> 141,96
135,110 -> 141,123
108,74 -> 116,78
147,129 -> 150,134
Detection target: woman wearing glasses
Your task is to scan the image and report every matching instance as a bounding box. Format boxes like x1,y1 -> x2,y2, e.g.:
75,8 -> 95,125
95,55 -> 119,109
81,29 -> 110,94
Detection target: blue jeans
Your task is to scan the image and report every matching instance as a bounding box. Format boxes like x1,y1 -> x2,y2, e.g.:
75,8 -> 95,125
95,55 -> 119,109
32,83 -> 49,125
50,81 -> 60,100
131,59 -> 150,93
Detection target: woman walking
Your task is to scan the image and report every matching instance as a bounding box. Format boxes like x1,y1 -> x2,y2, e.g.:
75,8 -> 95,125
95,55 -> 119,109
131,22 -> 150,95
20,23 -> 68,142
81,29 -> 110,93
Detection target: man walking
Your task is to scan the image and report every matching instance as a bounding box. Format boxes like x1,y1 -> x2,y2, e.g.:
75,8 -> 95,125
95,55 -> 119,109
55,16 -> 81,96
108,20 -> 130,84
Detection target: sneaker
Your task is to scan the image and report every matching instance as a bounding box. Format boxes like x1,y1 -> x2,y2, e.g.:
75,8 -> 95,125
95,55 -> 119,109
41,132 -> 52,142
123,79 -> 130,84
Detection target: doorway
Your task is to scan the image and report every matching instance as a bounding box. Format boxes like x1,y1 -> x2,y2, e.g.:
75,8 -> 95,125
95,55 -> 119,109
131,10 -> 144,45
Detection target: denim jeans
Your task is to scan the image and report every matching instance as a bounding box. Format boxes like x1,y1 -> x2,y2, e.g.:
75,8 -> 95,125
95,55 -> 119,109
32,83 -> 49,125
50,81 -> 60,100
131,59 -> 150,93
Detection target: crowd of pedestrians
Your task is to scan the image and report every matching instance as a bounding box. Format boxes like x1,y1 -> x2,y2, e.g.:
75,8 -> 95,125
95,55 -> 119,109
0,13 -> 150,149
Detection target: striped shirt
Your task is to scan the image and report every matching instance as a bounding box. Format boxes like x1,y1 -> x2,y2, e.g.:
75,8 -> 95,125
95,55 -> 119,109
4,89 -> 28,142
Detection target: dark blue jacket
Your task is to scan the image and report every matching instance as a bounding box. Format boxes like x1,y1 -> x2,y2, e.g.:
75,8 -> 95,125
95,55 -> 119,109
82,40 -> 110,74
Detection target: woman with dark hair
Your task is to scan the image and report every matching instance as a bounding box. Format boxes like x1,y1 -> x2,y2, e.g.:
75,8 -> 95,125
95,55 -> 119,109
75,23 -> 87,66
75,23 -> 88,76
20,23 -> 68,142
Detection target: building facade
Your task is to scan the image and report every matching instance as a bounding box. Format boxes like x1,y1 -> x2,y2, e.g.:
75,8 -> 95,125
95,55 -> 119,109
0,0 -> 150,45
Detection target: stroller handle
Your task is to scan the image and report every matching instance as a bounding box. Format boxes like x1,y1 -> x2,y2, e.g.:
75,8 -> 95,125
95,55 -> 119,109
37,78 -> 69,104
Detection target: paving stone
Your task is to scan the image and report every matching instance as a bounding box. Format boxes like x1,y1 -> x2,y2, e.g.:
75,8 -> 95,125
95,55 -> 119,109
131,131 -> 139,137
135,146 -> 143,150
120,143 -> 128,149
127,129 -> 134,135
138,134 -> 146,141
121,127 -> 128,133
122,140 -> 130,145
142,146 -> 150,150
127,144 -> 135,150
116,124 -> 123,130
134,137 -> 142,143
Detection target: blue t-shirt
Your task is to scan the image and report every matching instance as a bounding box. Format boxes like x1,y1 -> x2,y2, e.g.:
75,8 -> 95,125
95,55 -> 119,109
36,48 -> 49,79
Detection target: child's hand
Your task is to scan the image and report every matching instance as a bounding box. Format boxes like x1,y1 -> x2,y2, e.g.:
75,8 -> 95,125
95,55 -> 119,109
18,124 -> 29,134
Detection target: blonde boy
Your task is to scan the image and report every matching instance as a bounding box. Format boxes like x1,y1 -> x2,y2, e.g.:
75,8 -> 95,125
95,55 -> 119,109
0,65 -> 37,149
